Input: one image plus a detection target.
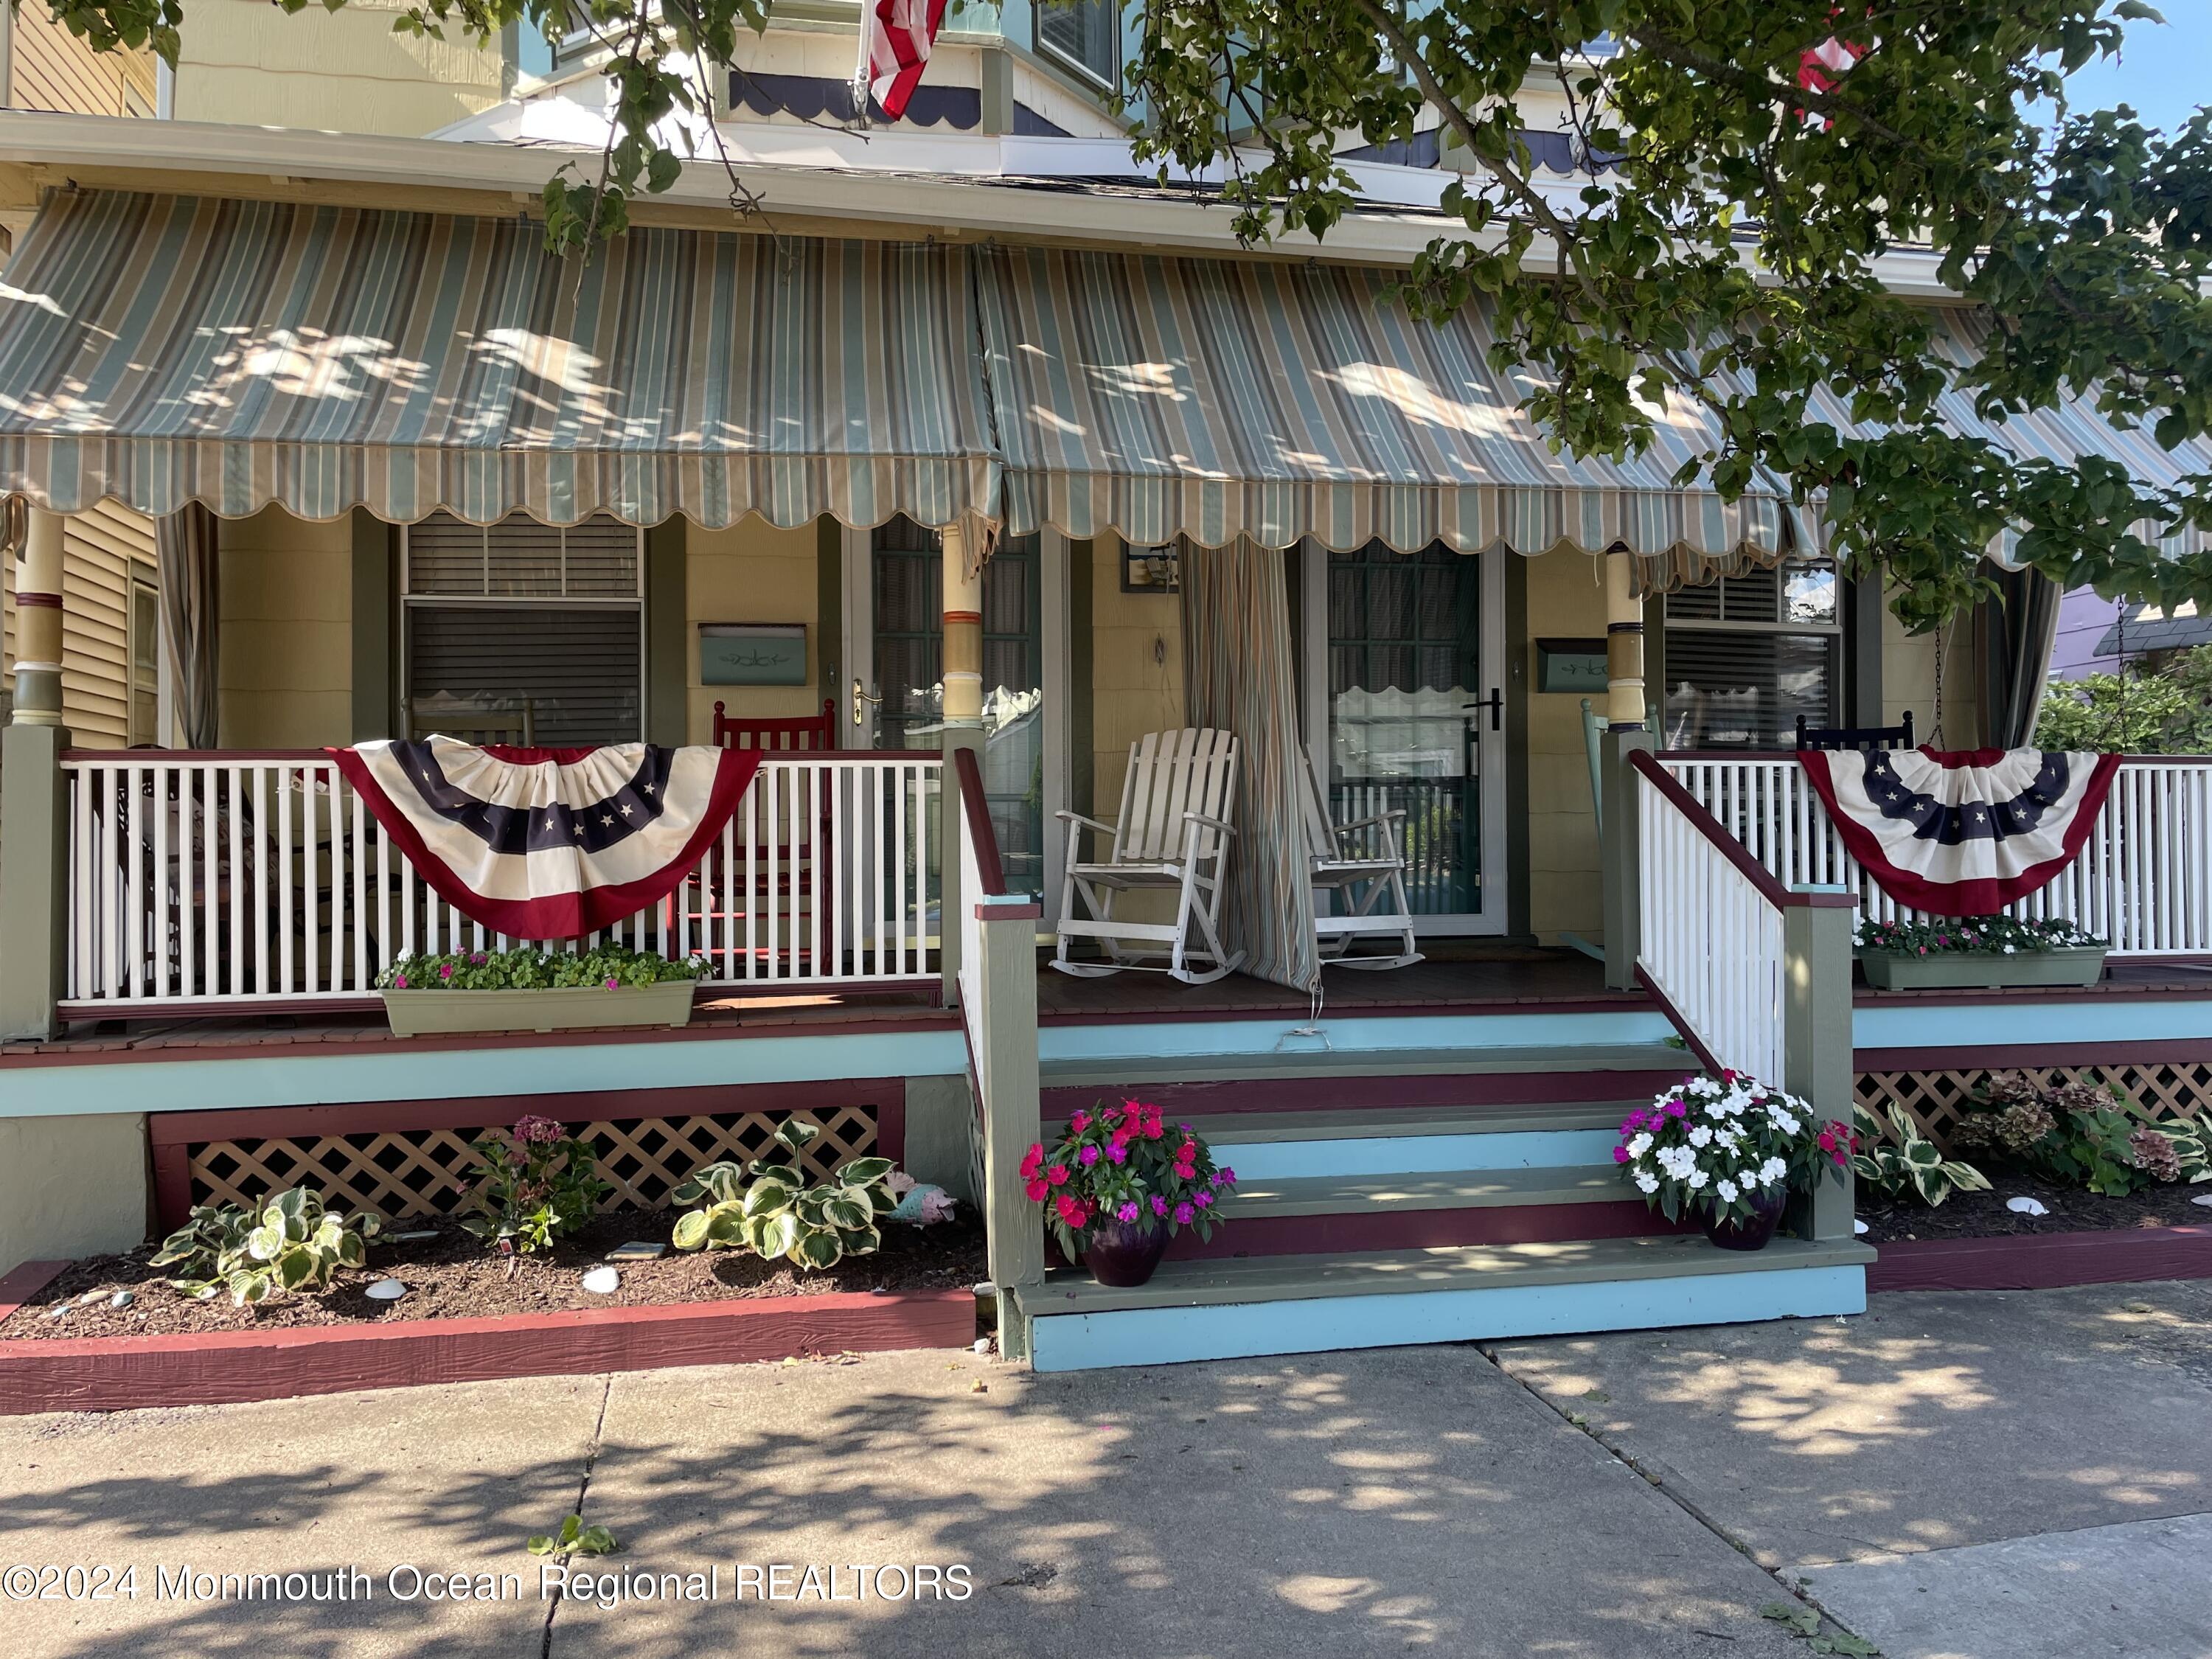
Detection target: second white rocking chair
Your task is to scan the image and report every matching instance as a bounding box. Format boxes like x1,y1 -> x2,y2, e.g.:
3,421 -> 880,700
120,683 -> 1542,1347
1302,759 -> 1424,970
1053,728 -> 1243,984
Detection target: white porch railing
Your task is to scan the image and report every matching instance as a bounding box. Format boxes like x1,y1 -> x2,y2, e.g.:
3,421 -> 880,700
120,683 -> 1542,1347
1659,753 -> 2212,959
58,749 -> 941,1012
1634,751 -> 1792,1081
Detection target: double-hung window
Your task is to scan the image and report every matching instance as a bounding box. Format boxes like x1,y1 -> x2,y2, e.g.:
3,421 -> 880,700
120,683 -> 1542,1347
400,512 -> 644,746
1662,563 -> 1842,749
1037,0 -> 1119,87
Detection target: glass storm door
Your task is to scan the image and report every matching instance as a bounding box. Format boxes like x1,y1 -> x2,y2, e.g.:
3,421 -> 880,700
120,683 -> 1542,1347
1308,539 -> 1506,934
846,519 -> 1049,903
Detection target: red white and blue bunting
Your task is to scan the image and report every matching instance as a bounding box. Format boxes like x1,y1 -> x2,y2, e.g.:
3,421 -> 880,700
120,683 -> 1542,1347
329,742 -> 761,940
1796,746 -> 2121,916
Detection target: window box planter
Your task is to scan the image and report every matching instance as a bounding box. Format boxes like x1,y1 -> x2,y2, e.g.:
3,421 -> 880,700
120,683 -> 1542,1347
1857,945 -> 2107,992
380,980 -> 698,1037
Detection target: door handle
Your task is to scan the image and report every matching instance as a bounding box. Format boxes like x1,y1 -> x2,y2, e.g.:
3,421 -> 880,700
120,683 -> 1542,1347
851,676 -> 881,727
1465,691 -> 1503,732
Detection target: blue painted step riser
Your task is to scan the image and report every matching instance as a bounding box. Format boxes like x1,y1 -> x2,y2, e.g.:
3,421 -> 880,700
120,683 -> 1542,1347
1222,1127 -> 1620,1180
1027,1265 -> 1868,1371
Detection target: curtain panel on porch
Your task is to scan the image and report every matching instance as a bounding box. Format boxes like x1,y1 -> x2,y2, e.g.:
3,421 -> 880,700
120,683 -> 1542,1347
1179,540 -> 1321,994
155,503 -> 220,748
0,191 -> 998,532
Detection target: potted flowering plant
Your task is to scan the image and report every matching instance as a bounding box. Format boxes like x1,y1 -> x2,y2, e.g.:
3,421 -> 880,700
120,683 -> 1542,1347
1855,916 -> 2107,991
1614,1072 -> 1854,1251
377,945 -> 705,1036
1022,1099 -> 1238,1287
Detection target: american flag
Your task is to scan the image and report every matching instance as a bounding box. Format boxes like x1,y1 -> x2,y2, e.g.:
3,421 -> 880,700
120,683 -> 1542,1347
858,0 -> 949,122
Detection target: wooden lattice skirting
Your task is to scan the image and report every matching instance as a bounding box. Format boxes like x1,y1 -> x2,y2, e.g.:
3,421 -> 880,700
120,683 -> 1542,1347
150,1081 -> 906,1228
1856,1061 -> 2212,1155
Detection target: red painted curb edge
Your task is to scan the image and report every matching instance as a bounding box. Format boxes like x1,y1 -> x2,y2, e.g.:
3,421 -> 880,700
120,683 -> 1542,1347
0,1282 -> 977,1416
1868,1224 -> 2212,1293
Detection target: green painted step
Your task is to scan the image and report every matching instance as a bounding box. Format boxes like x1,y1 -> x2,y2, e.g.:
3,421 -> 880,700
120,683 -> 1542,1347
1040,1041 -> 1689,1088
1217,1166 -> 1627,1219
1018,1234 -> 1878,1318
1184,1103 -> 1636,1144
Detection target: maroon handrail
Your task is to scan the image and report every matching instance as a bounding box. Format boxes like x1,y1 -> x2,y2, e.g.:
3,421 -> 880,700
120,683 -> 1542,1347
1629,750 -> 1854,911
950,745 -> 1010,899
60,746 -> 949,764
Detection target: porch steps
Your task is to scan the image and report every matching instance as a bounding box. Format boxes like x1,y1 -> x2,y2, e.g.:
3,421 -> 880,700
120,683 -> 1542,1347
1016,1046 -> 1869,1371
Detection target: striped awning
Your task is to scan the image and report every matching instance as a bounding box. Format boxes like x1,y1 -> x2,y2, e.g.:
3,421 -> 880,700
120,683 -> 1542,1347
0,190 -> 998,529
971,243 -> 1806,562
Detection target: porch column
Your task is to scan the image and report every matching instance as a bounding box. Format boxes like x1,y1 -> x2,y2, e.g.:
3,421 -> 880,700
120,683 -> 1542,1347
1,506 -> 72,1040
938,521 -> 985,1004
1781,892 -> 1858,1239
1599,546 -> 1652,990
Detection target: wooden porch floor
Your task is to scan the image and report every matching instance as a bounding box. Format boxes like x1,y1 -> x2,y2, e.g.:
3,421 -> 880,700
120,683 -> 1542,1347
4,950 -> 2208,1063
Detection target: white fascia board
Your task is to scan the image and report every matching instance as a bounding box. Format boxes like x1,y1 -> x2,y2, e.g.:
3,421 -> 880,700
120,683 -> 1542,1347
0,109 -> 1951,293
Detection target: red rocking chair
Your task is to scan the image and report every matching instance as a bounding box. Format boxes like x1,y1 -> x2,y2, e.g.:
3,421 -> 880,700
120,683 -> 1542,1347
679,700 -> 840,975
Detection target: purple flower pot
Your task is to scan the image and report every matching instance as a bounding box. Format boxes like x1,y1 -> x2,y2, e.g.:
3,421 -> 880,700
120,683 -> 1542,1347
1703,1189 -> 1789,1252
1081,1217 -> 1172,1287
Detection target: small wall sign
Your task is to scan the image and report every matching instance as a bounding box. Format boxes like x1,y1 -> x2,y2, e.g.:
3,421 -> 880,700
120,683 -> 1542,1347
700,624 -> 807,687
1535,637 -> 1610,694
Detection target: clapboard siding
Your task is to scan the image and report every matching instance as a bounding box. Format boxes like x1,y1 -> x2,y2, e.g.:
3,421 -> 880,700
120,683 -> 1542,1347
0,501 -> 158,748
8,10 -> 156,116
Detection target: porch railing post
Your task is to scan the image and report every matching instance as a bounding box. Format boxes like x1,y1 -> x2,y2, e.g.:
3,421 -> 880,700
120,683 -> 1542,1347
1,507 -> 71,1041
1781,891 -> 1857,1241
1600,726 -> 1655,990
973,893 -> 1045,1352
939,728 -> 981,1004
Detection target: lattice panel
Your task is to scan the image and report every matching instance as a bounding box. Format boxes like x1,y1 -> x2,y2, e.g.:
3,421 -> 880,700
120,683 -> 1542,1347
187,1107 -> 878,1220
1855,1064 -> 2212,1155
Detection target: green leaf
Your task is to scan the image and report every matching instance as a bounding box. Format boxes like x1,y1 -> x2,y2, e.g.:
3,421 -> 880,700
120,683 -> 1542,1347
821,1192 -> 874,1232
704,1205 -> 745,1246
671,1208 -> 712,1251
837,1157 -> 894,1187
742,1180 -> 794,1219
790,1225 -> 844,1270
773,1119 -> 824,1153
755,1211 -> 800,1261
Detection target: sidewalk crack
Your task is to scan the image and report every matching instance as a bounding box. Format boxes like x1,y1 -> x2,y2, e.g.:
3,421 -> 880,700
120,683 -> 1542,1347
540,1372 -> 616,1659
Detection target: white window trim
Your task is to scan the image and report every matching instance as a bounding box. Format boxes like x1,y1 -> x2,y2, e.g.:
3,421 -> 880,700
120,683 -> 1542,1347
1034,0 -> 1121,92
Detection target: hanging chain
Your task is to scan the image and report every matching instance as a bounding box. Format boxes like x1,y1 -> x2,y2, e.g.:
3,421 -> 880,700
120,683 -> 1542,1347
1930,625 -> 1947,748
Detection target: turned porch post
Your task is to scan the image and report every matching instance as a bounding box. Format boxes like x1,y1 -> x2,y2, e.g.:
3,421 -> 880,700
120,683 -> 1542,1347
938,519 -> 985,1005
1600,546 -> 1652,990
1,506 -> 72,1040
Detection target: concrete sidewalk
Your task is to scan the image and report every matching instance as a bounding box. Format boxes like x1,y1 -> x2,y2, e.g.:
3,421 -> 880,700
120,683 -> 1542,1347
4,1346 -> 1806,1659
1491,1280 -> 2212,1659
6,1281 -> 2206,1658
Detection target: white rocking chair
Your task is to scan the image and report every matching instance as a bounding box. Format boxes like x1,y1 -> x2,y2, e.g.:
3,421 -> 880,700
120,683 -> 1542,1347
1304,760 -> 1424,970
1053,728 -> 1243,985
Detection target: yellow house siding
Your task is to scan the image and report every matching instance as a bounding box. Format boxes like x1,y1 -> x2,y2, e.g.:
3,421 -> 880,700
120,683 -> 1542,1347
1523,549 -> 1607,945
172,0 -> 504,136
685,517 -> 825,743
1882,604 -> 1981,746
1,501 -> 156,747
217,506 -> 353,748
1088,531 -> 1185,818
8,10 -> 156,116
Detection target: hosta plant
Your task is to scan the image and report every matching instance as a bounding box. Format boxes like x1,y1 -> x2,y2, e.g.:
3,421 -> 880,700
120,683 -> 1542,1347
1615,1072 -> 1852,1227
1851,1104 -> 1992,1207
464,1114 -> 611,1253
149,1186 -> 380,1307
668,1118 -> 896,1269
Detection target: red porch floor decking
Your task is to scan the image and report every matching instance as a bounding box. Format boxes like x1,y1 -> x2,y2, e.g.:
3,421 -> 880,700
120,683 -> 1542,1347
2,950 -> 2208,1064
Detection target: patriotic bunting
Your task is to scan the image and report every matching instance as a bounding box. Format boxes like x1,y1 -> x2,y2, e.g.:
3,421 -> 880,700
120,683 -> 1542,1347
1795,746 -> 2122,916
329,741 -> 761,940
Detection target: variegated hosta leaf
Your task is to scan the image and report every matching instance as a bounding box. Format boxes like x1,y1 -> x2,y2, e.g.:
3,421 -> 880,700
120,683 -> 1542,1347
247,1220 -> 287,1262
742,1181 -> 793,1219
838,1158 -> 895,1187
790,1226 -> 844,1270
1947,1162 -> 1993,1193
821,1192 -> 874,1232
277,1251 -> 317,1289
704,1205 -> 745,1245
756,1211 -> 800,1261
774,1119 -> 824,1153
843,1224 -> 883,1259
671,1208 -> 712,1251
1903,1141 -> 1943,1170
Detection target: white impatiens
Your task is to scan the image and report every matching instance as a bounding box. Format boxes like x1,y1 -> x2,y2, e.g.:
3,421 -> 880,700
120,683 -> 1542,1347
1613,1070 -> 1855,1231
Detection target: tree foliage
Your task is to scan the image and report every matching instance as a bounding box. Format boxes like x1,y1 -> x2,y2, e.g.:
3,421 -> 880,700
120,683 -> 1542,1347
2034,644 -> 2212,751
42,1 -> 2212,626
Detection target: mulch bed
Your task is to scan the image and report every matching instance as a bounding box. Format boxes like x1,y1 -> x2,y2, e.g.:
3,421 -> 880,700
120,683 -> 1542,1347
1860,1172 -> 2212,1245
0,1211 -> 986,1343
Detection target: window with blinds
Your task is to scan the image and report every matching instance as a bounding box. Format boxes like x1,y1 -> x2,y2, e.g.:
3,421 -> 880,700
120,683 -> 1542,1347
402,512 -> 643,746
1663,563 -> 1841,749
1037,0 -> 1119,85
